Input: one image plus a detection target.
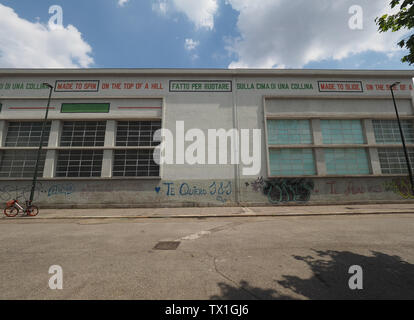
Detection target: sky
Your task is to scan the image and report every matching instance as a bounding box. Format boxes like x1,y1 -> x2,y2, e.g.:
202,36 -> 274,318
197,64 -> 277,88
0,0 -> 412,70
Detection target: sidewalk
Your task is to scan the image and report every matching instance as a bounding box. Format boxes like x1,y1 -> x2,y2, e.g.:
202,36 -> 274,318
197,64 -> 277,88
2,203 -> 414,219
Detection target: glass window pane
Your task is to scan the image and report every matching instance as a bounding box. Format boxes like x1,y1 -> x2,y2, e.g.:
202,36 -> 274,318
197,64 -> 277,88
269,149 -> 316,176
321,120 -> 364,144
325,148 -> 370,175
267,120 -> 312,145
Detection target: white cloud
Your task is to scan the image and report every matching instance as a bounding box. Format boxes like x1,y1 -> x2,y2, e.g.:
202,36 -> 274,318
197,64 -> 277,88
225,0 -> 408,68
152,0 -> 218,30
0,4 -> 93,68
152,0 -> 168,15
184,38 -> 200,51
118,0 -> 129,7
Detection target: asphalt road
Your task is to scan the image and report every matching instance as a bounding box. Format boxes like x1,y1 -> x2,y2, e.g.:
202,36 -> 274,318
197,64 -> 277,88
1,214 -> 413,300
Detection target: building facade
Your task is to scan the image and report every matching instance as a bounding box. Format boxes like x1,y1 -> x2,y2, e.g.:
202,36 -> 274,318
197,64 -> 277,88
1,69 -> 414,208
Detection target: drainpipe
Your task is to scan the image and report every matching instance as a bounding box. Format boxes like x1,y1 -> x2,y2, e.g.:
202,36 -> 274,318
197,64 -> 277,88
232,75 -> 241,205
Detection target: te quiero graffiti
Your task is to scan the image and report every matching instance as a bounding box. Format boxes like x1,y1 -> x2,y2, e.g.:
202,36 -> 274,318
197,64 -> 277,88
159,181 -> 232,203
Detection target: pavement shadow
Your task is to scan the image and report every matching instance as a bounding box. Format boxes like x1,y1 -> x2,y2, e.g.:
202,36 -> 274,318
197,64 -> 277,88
277,250 -> 414,300
210,280 -> 292,300
211,250 -> 414,300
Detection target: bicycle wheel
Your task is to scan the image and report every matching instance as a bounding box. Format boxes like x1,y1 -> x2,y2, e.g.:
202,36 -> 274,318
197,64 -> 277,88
4,206 -> 18,217
26,205 -> 39,217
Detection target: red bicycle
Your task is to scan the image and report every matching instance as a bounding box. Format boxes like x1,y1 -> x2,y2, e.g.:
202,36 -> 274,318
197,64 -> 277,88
3,197 -> 39,217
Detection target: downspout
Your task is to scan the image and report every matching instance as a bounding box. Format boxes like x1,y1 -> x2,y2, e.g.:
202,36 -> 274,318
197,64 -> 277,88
232,75 -> 241,205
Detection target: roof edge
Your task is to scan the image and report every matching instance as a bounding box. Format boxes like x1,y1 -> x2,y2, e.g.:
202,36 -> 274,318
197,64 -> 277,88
0,68 -> 413,78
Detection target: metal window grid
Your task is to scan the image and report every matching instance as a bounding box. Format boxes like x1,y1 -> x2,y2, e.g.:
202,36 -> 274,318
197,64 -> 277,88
56,150 -> 104,177
372,120 -> 414,144
378,148 -> 414,174
0,150 -> 46,178
113,149 -> 159,177
116,121 -> 161,147
60,121 -> 106,147
5,121 -> 51,147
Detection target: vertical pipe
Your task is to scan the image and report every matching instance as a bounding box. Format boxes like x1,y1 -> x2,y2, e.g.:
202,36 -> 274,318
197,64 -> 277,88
391,85 -> 414,195
29,84 -> 53,203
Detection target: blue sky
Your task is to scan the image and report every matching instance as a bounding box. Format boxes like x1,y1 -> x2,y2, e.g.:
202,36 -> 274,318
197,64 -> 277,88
0,0 -> 412,69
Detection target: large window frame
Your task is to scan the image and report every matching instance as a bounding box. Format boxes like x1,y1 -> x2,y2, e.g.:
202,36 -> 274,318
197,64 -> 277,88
0,121 -> 51,178
112,120 -> 161,178
264,98 -> 380,178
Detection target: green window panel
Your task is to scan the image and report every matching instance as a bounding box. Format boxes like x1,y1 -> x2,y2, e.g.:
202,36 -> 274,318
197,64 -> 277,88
269,149 -> 316,176
267,120 -> 312,145
325,148 -> 370,175
61,103 -> 110,113
372,120 -> 414,144
321,120 -> 365,144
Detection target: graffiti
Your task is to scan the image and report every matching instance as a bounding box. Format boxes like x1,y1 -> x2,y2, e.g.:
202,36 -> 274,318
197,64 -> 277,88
344,182 -> 365,196
250,177 -> 265,192
161,181 -> 232,203
0,183 -> 44,202
326,181 -> 382,196
263,178 -> 315,204
48,184 -> 74,197
383,179 -> 414,199
326,181 -> 340,195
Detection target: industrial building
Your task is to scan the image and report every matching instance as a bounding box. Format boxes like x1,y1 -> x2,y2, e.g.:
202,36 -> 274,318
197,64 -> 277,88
0,68 -> 414,207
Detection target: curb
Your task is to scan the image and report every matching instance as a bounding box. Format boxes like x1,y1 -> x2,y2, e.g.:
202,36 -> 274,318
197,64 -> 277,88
2,210 -> 414,220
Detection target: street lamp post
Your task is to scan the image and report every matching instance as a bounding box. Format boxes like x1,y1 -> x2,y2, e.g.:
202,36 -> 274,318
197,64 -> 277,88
390,81 -> 414,195
29,83 -> 54,204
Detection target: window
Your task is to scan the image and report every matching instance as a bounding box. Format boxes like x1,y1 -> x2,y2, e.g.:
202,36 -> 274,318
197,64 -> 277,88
269,149 -> 316,176
57,121 -> 106,177
60,121 -> 106,147
113,121 -> 161,177
321,120 -> 365,144
373,120 -> 414,144
325,148 -> 370,175
267,120 -> 312,145
113,150 -> 159,177
378,148 -> 414,174
116,121 -> 161,147
5,121 -> 51,147
0,150 -> 46,178
56,150 -> 103,177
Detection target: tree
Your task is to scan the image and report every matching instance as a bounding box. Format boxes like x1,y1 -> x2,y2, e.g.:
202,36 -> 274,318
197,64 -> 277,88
376,0 -> 414,65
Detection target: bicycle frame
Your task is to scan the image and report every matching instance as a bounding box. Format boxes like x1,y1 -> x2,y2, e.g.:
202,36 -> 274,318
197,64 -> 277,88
14,201 -> 24,212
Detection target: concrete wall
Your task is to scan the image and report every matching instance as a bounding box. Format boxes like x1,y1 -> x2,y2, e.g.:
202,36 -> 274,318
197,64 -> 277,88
1,70 -> 414,208
0,177 -> 413,208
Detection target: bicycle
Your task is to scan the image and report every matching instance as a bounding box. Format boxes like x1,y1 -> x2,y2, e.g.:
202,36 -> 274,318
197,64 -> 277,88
3,197 -> 39,217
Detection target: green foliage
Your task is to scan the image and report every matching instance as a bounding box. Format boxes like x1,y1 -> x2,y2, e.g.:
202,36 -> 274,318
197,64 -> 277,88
375,0 -> 414,64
